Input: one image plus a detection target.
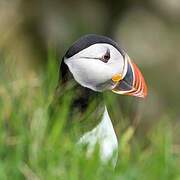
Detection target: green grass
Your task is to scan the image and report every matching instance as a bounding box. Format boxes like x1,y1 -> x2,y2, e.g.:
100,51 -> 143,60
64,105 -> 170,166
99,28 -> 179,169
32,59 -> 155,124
0,51 -> 179,180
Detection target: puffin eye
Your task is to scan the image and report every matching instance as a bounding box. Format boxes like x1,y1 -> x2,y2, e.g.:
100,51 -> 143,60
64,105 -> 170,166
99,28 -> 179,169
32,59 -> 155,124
99,49 -> 110,63
104,54 -> 110,60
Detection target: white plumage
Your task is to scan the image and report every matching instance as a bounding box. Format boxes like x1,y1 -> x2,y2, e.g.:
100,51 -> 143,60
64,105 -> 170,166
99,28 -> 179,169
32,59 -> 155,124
60,34 -> 147,167
78,106 -> 118,165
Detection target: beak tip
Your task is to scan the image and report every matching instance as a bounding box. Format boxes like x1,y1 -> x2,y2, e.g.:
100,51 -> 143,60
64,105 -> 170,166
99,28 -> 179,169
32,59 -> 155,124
138,82 -> 147,99
131,90 -> 147,99
142,93 -> 147,99
131,59 -> 147,99
141,85 -> 147,99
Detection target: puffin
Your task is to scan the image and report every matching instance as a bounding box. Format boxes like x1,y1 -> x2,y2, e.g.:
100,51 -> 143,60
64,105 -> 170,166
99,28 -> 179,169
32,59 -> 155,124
52,34 -> 147,166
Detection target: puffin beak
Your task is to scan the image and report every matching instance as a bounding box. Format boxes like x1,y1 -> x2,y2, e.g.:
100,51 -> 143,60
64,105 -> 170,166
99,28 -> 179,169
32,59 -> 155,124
111,54 -> 147,98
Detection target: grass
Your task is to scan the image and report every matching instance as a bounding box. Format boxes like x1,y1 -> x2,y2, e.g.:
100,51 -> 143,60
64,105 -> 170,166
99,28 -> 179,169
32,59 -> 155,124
0,50 -> 179,180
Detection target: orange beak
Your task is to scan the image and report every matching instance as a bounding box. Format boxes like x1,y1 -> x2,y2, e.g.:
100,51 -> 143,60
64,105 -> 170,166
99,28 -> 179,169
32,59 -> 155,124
112,54 -> 147,98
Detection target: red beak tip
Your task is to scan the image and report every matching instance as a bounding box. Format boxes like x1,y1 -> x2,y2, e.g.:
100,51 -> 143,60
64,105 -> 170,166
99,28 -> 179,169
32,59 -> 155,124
129,58 -> 147,99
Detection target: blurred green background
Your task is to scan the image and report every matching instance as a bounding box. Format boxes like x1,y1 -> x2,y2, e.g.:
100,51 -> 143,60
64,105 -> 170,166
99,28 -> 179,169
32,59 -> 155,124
0,0 -> 180,179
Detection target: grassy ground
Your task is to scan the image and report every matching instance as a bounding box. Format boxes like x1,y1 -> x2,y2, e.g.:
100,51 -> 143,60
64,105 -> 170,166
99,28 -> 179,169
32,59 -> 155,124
0,52 -> 179,180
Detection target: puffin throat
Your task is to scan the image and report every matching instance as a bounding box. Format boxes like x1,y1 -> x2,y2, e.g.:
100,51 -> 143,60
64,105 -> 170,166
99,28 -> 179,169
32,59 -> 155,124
51,59 -> 105,140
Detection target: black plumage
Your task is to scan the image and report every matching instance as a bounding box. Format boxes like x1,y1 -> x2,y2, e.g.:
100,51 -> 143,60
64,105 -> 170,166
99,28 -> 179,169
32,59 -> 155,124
65,34 -> 125,58
49,34 -> 125,140
49,55 -> 104,140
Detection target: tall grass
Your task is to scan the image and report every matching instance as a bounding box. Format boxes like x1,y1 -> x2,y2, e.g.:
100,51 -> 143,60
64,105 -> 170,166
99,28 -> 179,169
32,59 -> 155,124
0,51 -> 179,180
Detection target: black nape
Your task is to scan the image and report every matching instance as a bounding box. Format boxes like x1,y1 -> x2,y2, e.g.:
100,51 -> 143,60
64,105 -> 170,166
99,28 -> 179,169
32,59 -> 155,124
59,57 -> 69,85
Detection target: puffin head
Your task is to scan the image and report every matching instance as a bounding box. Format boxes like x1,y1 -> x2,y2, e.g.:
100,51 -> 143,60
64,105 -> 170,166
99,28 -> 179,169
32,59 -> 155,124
63,34 -> 147,98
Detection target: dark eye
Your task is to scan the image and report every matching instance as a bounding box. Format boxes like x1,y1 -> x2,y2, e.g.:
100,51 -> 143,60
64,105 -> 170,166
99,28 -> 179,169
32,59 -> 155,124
104,53 -> 110,60
99,49 -> 110,63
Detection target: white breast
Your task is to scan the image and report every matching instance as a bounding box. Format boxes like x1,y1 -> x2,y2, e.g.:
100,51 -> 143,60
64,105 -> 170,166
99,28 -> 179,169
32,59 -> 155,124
78,106 -> 118,166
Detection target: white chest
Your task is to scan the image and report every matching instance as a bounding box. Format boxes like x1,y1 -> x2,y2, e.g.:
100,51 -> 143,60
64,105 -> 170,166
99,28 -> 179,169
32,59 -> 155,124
78,106 -> 118,165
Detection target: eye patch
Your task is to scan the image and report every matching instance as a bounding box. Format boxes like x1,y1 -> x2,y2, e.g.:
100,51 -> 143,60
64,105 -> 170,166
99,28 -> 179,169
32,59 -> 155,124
98,49 -> 110,63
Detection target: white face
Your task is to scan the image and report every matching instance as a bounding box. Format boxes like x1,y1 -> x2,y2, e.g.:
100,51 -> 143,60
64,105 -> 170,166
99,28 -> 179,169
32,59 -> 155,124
64,43 -> 125,92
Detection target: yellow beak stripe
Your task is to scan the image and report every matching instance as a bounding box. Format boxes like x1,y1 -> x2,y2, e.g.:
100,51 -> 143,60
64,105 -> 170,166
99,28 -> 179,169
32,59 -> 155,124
112,74 -> 122,82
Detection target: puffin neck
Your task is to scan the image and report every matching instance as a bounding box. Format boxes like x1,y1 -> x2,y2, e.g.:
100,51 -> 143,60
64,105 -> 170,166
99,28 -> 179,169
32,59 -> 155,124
55,59 -> 105,139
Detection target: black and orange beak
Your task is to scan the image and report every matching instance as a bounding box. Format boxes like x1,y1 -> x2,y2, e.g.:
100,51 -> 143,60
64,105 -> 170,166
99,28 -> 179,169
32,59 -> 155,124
111,54 -> 147,98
